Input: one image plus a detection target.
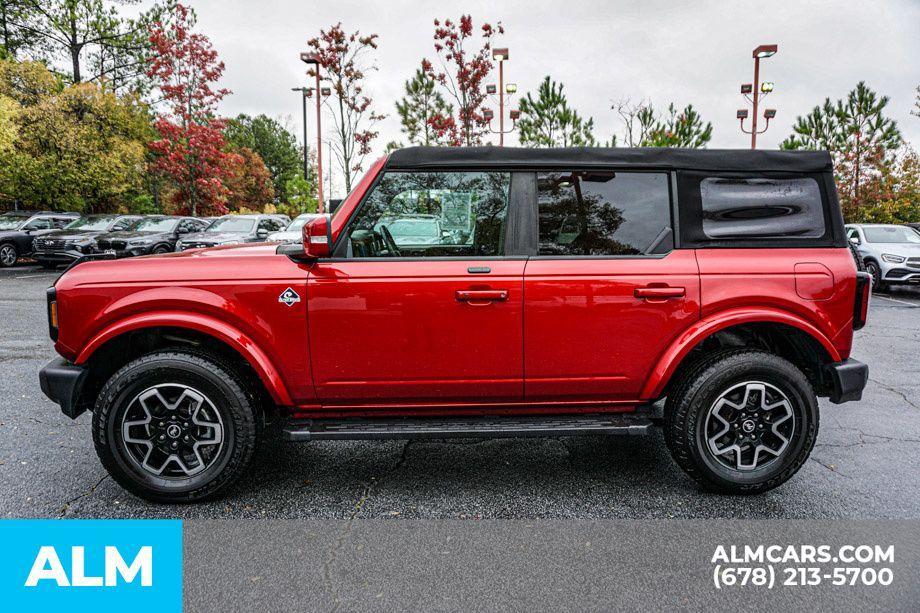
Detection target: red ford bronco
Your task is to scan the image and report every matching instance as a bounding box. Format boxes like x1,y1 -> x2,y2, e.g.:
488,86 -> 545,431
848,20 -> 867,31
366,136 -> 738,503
39,147 -> 870,502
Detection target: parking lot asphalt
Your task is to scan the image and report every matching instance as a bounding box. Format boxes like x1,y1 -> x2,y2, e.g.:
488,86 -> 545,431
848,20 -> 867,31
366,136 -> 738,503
1,264 -> 919,520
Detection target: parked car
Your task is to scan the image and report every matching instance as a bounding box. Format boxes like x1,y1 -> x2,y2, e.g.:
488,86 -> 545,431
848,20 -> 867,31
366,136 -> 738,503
32,214 -> 142,268
175,214 -> 289,251
846,223 -> 920,291
375,214 -> 445,246
267,213 -> 324,243
0,211 -> 80,267
93,216 -> 209,257
39,147 -> 869,502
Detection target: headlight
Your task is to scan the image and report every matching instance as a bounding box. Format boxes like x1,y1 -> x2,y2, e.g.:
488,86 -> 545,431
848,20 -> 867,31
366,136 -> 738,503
881,253 -> 906,263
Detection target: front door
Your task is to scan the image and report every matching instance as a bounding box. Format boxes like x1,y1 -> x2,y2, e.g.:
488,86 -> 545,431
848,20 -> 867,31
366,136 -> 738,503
307,170 -> 525,406
523,170 -> 700,401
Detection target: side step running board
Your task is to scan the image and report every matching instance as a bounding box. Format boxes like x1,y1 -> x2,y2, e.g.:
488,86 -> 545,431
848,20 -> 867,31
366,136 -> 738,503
283,413 -> 653,442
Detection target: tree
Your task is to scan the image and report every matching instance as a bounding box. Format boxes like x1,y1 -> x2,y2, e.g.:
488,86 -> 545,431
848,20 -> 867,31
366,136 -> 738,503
912,85 -> 919,119
395,66 -> 452,146
8,0 -> 167,91
846,148 -> 920,224
609,99 -> 712,148
423,15 -> 502,146
0,0 -> 42,58
222,146 -> 273,211
0,56 -> 59,105
517,76 -> 596,147
0,59 -> 150,211
146,3 -> 234,216
224,113 -> 301,203
782,82 -> 902,214
305,23 -> 383,193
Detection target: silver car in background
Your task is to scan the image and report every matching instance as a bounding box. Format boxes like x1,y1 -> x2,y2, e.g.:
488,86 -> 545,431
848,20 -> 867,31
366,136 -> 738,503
846,223 -> 920,291
266,213 -> 324,244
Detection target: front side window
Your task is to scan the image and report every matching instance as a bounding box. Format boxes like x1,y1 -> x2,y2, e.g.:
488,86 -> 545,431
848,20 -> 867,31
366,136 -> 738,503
537,171 -> 672,256
24,218 -> 53,230
343,171 -> 511,258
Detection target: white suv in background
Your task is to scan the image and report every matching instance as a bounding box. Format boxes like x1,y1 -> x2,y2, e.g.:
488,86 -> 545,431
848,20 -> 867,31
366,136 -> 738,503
846,223 -> 920,291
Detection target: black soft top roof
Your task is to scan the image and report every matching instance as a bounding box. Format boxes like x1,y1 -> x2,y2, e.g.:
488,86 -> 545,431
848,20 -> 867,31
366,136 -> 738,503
386,146 -> 832,173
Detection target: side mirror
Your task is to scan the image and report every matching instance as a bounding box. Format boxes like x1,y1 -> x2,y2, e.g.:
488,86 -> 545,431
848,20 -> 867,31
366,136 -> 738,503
849,236 -> 860,245
177,227 -> 189,234
303,214 -> 332,258
257,228 -> 270,239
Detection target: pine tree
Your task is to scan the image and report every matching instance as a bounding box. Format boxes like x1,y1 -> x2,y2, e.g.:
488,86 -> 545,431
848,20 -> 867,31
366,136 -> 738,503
517,76 -> 596,147
395,67 -> 453,146
782,82 -> 902,213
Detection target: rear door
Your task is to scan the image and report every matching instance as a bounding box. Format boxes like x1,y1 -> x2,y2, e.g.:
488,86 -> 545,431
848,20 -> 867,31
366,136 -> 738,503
523,170 -> 700,402
307,169 -> 526,406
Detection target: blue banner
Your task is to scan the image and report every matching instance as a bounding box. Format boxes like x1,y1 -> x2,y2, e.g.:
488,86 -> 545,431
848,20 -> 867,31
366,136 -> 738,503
0,520 -> 182,612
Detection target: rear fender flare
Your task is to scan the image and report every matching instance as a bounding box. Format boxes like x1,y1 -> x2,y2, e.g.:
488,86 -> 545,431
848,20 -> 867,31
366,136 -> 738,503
641,307 -> 841,400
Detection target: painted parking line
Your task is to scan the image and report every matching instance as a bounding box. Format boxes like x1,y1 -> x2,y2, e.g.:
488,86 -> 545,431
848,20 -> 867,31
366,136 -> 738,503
874,294 -> 920,307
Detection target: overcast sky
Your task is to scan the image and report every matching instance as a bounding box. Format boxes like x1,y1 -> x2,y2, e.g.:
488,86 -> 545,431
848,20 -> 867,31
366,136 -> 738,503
185,0 -> 919,196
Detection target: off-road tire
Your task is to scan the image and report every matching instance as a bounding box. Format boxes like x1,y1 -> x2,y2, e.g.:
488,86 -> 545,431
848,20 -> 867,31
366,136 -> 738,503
664,349 -> 819,494
92,349 -> 259,503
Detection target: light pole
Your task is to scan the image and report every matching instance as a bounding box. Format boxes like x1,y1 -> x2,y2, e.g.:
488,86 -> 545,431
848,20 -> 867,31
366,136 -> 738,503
290,87 -> 312,185
492,48 -> 508,145
300,52 -> 324,212
737,44 -> 778,149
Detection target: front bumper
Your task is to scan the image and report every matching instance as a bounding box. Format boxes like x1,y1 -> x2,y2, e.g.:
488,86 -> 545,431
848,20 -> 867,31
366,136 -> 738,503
33,249 -> 85,264
39,357 -> 89,419
824,358 -> 868,404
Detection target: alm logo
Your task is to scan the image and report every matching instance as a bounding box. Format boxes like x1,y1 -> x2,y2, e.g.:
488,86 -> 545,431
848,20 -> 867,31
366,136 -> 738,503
25,545 -> 153,587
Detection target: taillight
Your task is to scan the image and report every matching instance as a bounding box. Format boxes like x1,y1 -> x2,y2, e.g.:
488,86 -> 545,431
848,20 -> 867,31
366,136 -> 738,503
853,271 -> 870,330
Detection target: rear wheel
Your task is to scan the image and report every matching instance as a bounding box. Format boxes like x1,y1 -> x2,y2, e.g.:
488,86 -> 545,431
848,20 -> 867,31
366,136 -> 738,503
152,245 -> 170,255
0,243 -> 17,267
92,350 -> 259,502
664,350 -> 818,494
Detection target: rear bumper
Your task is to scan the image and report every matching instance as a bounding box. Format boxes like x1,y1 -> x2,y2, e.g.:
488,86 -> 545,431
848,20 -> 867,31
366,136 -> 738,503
824,358 -> 868,404
38,357 -> 89,419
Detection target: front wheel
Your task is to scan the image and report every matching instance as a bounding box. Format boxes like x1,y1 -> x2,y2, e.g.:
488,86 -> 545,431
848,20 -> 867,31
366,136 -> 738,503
664,350 -> 818,494
0,243 -> 17,267
865,260 -> 886,293
92,350 -> 259,502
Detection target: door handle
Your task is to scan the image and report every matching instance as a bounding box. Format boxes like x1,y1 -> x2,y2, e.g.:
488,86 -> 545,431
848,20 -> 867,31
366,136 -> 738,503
456,289 -> 508,303
634,285 -> 685,300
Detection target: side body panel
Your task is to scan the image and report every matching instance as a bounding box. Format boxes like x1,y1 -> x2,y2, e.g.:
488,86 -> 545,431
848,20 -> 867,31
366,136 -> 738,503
307,259 -> 525,405
54,247 -> 313,405
695,247 -> 857,359
523,250 -> 700,401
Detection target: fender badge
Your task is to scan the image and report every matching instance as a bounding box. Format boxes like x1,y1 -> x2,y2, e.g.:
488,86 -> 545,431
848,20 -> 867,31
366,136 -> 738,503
278,287 -> 301,307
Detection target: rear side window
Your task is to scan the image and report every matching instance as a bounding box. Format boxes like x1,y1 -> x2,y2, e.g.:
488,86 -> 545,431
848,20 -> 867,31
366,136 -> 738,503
536,171 -> 672,256
700,177 -> 824,239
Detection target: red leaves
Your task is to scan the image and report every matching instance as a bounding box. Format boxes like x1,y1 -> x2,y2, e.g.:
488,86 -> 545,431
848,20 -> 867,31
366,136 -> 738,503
146,3 -> 234,216
424,14 -> 502,146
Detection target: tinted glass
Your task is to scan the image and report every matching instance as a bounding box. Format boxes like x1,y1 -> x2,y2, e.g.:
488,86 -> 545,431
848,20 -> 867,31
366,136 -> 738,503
344,171 -> 511,258
131,217 -> 178,233
700,177 -> 824,239
537,171 -> 672,256
206,217 -> 256,233
24,218 -> 52,230
863,226 -> 920,244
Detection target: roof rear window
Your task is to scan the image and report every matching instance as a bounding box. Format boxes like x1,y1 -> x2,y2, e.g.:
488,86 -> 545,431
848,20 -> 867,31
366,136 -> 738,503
700,177 -> 824,239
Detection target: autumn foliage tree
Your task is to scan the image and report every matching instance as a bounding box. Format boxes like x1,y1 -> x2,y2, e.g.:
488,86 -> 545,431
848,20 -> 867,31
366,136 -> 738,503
146,3 -> 234,216
423,15 -> 503,146
305,23 -> 383,193
222,146 -> 273,211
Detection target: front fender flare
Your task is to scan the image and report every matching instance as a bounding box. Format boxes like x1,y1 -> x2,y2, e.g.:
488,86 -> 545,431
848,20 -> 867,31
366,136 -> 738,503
74,311 -> 293,406
640,307 -> 842,400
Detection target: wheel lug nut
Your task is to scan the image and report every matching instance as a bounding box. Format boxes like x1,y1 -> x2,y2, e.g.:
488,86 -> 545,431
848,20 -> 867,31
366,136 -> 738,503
170,442 -> 178,449
183,435 -> 190,441
158,434 -> 165,441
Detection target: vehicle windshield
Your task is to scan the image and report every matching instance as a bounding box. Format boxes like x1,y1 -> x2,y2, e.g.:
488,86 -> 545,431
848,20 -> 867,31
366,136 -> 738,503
64,216 -> 117,231
285,215 -> 320,232
0,216 -> 25,230
206,217 -> 256,233
862,226 -> 920,244
129,217 -> 178,233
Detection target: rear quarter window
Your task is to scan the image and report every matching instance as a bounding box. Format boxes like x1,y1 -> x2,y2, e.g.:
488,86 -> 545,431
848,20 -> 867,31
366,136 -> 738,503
700,177 -> 824,239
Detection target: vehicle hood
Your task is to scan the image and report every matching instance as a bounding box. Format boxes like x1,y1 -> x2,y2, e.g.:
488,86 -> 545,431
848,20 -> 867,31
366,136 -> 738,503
267,230 -> 302,243
871,243 -> 920,255
95,230 -> 168,241
0,229 -> 25,240
179,232 -> 250,244
34,229 -> 103,241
